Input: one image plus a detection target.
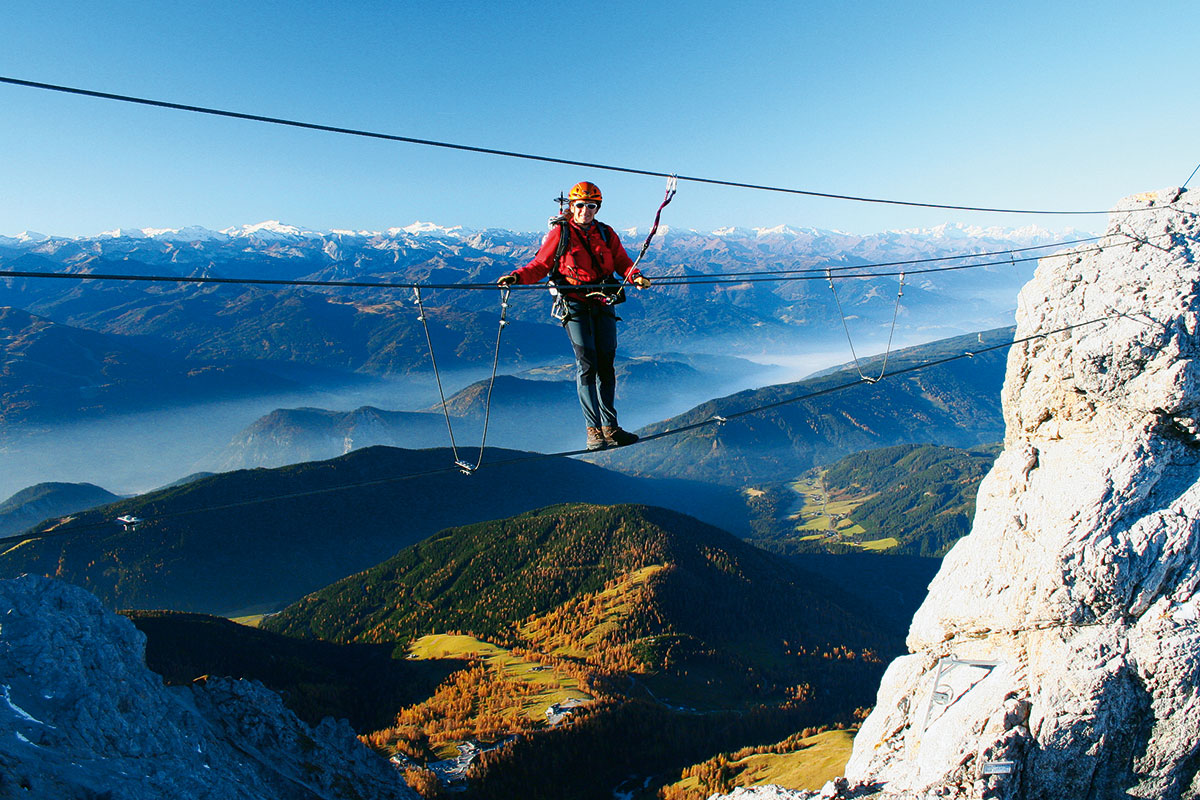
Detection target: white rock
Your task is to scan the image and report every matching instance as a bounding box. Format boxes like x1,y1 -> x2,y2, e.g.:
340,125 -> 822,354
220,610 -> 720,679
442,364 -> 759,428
843,187 -> 1200,799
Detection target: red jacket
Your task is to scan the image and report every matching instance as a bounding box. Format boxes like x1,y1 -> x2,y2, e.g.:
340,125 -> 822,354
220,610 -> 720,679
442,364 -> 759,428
509,220 -> 641,288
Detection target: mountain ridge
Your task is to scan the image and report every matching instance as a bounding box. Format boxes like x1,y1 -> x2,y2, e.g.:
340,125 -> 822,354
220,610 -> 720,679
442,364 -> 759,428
0,445 -> 748,615
0,481 -> 121,537
0,305 -> 299,424
599,327 -> 1011,485
0,220 -> 1089,247
265,501 -> 896,709
1,218 -> 1064,367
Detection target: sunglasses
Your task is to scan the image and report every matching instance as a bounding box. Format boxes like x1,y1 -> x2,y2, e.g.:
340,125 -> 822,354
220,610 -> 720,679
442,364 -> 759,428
572,202 -> 599,210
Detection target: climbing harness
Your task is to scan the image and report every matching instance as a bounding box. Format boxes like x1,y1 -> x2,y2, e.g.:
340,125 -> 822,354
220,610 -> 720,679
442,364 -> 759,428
412,286 -> 512,474
827,268 -> 905,384
545,215 -> 618,320
548,175 -> 677,318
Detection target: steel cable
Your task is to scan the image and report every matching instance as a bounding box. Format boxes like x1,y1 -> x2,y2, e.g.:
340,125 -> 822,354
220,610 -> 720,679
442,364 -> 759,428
0,74 -> 1173,216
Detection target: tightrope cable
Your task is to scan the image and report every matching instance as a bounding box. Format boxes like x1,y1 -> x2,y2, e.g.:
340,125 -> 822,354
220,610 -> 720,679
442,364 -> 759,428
0,314 -> 1116,547
0,74 -> 1158,216
1184,161 -> 1200,190
0,232 -> 1173,293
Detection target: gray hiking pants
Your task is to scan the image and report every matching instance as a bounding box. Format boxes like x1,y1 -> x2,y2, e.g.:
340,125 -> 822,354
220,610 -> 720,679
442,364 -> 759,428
563,300 -> 619,429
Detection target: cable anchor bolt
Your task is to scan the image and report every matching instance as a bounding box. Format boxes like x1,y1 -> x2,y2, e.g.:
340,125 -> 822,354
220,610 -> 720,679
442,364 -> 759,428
964,351 -> 975,358
455,460 -> 476,475
711,415 -> 728,426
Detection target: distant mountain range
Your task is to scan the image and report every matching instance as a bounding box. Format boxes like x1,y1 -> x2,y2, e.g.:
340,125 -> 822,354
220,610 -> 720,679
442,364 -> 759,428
1,220 -> 1072,398
0,306 -> 297,424
0,446 -> 747,615
209,353 -> 777,469
208,406 -> 452,471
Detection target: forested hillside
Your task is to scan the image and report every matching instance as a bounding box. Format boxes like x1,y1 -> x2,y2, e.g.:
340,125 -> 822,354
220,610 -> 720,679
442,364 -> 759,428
601,329 -> 1010,485
749,443 -> 1000,557
0,447 -> 746,615
262,502 -> 896,798
267,504 -> 892,694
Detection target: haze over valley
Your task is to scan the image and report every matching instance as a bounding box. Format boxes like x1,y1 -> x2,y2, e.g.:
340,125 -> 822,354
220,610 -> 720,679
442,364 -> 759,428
1,220 -> 1050,499
1,212 -> 1141,800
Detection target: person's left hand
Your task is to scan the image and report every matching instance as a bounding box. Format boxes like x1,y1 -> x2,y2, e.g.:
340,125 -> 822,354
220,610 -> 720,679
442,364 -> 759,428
632,275 -> 651,289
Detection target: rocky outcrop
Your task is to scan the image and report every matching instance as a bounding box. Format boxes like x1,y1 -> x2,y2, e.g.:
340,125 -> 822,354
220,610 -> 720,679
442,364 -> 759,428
715,187 -> 1200,799
0,574 -> 417,800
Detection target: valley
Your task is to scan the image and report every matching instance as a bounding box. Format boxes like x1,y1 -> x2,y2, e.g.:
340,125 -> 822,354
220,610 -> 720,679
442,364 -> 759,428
747,442 -> 1000,557
0,221 -> 1048,799
0,220 -> 1044,498
257,503 -> 896,798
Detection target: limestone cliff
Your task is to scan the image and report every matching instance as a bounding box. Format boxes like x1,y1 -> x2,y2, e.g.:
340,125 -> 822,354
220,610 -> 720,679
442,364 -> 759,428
716,187 -> 1200,800
0,575 -> 417,800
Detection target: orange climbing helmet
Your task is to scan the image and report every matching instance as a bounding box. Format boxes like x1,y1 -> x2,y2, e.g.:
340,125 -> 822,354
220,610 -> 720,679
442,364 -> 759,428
568,181 -> 603,205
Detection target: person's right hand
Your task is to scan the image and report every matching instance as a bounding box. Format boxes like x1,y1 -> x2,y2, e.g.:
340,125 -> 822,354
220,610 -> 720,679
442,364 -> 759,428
497,274 -> 518,286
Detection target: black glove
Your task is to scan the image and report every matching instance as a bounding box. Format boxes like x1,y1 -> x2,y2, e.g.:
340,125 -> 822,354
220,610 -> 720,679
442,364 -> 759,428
497,274 -> 518,286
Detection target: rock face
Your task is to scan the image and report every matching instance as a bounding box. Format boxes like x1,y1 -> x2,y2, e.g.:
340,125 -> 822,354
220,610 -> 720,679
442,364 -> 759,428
714,187 -> 1200,800
841,189 -> 1200,799
0,574 -> 417,800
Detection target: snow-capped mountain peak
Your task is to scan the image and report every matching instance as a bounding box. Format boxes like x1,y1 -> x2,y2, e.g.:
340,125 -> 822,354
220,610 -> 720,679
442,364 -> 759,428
711,226 -> 756,237
889,221 -> 1092,245
222,221 -> 315,240
392,221 -> 466,237
97,228 -> 151,239
150,226 -> 229,243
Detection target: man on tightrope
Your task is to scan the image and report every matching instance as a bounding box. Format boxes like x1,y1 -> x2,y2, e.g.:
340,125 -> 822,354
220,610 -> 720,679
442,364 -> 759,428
498,181 -> 652,451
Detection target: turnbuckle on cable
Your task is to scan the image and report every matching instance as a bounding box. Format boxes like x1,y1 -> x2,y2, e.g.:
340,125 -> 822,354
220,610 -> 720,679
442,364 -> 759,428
498,286 -> 511,327
413,287 -> 426,321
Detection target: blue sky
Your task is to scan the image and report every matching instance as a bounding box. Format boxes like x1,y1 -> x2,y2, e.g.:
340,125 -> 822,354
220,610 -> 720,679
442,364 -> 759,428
2,1 -> 1197,237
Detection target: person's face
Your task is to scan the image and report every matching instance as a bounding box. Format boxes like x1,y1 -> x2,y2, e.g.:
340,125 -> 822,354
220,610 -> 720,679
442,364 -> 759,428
571,200 -> 598,225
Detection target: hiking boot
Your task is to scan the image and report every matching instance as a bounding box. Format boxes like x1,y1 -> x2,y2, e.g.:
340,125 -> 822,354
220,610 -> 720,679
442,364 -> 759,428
586,426 -> 608,451
601,426 -> 639,447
